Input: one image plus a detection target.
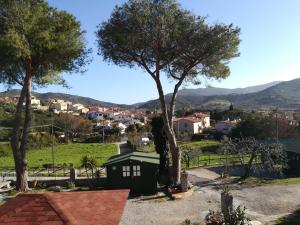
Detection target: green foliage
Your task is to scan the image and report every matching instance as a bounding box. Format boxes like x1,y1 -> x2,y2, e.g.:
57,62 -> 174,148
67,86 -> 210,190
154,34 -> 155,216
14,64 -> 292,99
274,208 -> 300,225
67,181 -> 76,189
236,177 -> 300,186
224,205 -> 250,225
54,114 -> 93,135
231,112 -> 300,139
0,0 -> 90,86
28,132 -> 57,149
151,116 -> 169,174
80,155 -> 97,178
97,0 -> 240,84
222,138 -> 287,179
206,206 -> 250,225
180,140 -> 222,153
0,143 -> 117,168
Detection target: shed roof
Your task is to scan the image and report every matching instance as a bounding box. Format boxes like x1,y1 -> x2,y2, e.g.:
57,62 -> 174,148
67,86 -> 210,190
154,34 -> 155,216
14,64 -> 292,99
104,152 -> 160,166
0,190 -> 129,225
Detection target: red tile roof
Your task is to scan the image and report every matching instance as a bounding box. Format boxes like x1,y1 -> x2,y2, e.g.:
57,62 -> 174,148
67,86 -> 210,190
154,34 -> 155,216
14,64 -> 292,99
0,190 -> 129,225
174,117 -> 203,123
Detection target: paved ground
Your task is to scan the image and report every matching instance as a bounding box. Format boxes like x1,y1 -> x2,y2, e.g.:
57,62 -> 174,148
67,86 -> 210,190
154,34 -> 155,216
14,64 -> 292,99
120,168 -> 300,225
116,141 -> 133,155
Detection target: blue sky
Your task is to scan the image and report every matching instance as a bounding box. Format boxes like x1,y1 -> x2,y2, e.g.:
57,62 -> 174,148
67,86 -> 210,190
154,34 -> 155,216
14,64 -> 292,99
2,0 -> 300,104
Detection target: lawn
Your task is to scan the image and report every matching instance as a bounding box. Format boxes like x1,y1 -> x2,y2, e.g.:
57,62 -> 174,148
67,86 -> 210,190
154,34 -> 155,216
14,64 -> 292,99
179,140 -> 222,151
237,177 -> 300,186
272,208 -> 300,225
0,143 -> 118,168
138,140 -> 222,153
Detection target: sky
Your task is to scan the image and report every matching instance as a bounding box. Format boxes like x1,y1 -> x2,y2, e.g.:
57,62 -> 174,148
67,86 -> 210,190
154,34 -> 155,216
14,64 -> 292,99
1,0 -> 300,104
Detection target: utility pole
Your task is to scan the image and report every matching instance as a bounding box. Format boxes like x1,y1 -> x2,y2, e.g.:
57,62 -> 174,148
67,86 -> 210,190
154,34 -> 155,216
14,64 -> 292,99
102,120 -> 105,143
276,108 -> 279,141
51,116 -> 56,179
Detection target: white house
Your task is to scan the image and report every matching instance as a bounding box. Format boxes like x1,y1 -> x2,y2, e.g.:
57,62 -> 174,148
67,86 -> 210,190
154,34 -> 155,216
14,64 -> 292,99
72,103 -> 85,111
87,112 -> 105,121
117,123 -> 127,134
173,114 -> 210,135
51,101 -> 68,112
30,96 -> 40,109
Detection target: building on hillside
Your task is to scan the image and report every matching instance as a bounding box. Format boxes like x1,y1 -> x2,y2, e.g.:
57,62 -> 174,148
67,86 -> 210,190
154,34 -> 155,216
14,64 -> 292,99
173,114 -> 210,135
50,101 -> 68,112
89,106 -> 108,112
117,122 -> 127,134
214,120 -> 238,134
104,152 -> 159,194
79,107 -> 89,114
71,103 -> 85,111
36,105 -> 49,111
30,96 -> 40,109
87,111 -> 106,121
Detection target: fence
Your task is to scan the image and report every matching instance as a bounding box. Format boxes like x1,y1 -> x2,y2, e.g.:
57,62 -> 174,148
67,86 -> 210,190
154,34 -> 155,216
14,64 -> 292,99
0,165 -> 106,180
181,153 -> 254,169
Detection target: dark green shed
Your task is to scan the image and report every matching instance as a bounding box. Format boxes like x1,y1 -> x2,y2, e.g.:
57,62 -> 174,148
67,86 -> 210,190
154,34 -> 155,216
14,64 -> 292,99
280,139 -> 300,176
104,152 -> 160,194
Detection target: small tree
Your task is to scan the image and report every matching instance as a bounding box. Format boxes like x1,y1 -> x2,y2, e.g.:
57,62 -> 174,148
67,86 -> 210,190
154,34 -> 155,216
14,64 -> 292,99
222,137 -> 287,179
55,114 -> 93,135
80,155 -> 97,178
151,116 -> 169,175
97,0 -> 240,184
0,0 -> 89,191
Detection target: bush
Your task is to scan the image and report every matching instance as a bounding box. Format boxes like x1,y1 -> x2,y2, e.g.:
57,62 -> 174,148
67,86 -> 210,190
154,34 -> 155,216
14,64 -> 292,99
82,135 -> 103,143
67,181 -> 76,189
28,132 -> 57,149
0,149 -> 9,157
206,206 -> 250,225
0,130 -> 12,141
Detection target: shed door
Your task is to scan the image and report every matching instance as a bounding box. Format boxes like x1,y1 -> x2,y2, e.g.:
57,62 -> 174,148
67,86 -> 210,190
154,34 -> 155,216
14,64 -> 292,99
131,165 -> 142,193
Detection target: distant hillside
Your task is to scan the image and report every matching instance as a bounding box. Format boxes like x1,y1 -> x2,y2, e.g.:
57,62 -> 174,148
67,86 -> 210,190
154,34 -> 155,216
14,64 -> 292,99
0,90 -> 130,108
138,79 -> 300,110
179,81 -> 281,96
3,78 -> 300,111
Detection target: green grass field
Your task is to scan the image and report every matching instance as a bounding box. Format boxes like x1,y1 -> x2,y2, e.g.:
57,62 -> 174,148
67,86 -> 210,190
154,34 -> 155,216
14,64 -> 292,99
0,143 -> 118,168
138,140 -> 222,153
179,140 -> 222,150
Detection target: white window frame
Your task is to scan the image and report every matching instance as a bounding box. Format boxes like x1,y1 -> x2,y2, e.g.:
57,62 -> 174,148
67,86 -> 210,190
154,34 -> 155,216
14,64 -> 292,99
133,165 -> 141,177
122,166 -> 130,177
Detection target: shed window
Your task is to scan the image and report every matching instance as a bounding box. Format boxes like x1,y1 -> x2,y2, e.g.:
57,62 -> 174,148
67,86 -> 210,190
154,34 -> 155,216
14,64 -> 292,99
122,166 -> 130,177
133,165 -> 141,176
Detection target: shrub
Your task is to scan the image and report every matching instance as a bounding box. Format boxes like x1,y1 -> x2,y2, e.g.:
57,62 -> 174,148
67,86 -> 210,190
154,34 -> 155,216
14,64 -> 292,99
0,149 -> 9,157
67,181 -> 76,189
206,206 -> 250,225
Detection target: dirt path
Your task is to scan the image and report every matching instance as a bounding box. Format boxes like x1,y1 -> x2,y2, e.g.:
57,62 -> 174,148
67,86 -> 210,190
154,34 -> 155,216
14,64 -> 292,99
121,168 -> 300,225
189,168 -> 300,224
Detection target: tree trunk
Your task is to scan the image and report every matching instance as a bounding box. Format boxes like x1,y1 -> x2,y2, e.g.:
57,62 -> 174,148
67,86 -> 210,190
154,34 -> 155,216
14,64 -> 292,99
11,71 -> 32,192
242,152 -> 256,179
155,78 -> 181,185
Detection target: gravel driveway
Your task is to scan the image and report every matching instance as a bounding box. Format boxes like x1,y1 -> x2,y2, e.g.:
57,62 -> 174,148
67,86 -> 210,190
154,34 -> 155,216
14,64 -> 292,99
120,168 -> 300,225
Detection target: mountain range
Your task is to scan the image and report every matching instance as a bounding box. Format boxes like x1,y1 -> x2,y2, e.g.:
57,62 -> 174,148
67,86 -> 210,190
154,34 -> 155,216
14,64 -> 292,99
2,78 -> 300,111
137,79 -> 300,110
